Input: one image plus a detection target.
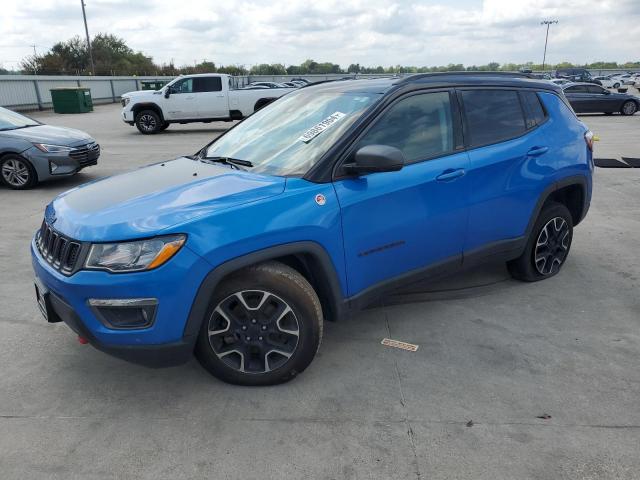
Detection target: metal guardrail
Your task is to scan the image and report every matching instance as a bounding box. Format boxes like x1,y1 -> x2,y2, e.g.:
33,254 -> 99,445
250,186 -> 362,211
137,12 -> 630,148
2,70 -> 636,111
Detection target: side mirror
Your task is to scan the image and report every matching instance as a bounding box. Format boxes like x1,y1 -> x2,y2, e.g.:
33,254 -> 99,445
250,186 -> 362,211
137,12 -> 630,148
344,145 -> 405,175
164,88 -> 171,98
603,89 -> 611,95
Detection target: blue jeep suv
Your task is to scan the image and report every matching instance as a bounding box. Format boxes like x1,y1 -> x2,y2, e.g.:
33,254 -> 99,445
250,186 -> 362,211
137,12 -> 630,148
31,73 -> 593,385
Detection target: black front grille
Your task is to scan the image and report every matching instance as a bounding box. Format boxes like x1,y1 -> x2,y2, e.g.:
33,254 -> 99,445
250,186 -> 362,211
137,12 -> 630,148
36,221 -> 83,274
69,142 -> 100,167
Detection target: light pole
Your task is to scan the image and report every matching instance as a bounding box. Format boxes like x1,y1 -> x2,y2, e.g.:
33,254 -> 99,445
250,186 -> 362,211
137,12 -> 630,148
80,0 -> 95,75
540,20 -> 558,72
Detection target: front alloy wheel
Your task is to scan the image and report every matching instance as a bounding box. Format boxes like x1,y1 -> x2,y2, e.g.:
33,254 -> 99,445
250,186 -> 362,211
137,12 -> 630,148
195,261 -> 323,386
621,101 -> 637,116
135,109 -> 162,134
0,155 -> 36,189
208,290 -> 300,374
534,217 -> 570,275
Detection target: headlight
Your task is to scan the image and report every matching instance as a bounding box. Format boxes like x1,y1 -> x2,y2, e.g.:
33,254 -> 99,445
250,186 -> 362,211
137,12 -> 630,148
33,143 -> 74,153
85,235 -> 186,273
122,97 -> 131,107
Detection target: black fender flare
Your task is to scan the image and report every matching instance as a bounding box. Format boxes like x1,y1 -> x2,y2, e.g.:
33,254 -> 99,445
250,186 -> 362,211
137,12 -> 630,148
524,175 -> 589,240
131,102 -> 165,122
182,241 -> 345,341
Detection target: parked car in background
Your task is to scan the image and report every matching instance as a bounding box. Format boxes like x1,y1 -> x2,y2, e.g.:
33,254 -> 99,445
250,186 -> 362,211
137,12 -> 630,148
562,82 -> 638,115
33,73 -> 593,385
279,82 -> 299,88
555,68 -> 601,85
290,78 -> 310,85
121,74 -> 292,134
550,78 -> 571,86
248,82 -> 287,89
0,107 -> 99,189
593,76 -> 621,89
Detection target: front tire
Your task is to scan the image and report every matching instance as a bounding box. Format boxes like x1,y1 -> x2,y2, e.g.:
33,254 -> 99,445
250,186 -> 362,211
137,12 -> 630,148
135,110 -> 162,134
507,202 -> 573,282
195,261 -> 323,386
0,154 -> 38,189
621,100 -> 637,116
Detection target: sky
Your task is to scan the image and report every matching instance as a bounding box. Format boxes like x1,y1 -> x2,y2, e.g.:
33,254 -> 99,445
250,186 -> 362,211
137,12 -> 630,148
1,0 -> 639,70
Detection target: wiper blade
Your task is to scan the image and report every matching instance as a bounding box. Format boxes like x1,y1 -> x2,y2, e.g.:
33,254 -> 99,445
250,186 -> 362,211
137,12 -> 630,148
202,156 -> 253,169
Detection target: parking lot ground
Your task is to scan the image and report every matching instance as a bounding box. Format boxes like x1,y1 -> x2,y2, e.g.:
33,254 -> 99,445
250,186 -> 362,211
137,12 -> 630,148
1,104 -> 639,479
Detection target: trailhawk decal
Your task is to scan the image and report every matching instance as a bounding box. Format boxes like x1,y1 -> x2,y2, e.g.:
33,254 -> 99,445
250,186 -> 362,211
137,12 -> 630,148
298,112 -> 346,143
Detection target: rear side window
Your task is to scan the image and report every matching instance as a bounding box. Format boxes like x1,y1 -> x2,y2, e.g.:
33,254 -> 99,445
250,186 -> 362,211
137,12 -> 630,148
520,91 -> 546,129
461,90 -> 525,147
356,92 -> 454,162
193,77 -> 222,92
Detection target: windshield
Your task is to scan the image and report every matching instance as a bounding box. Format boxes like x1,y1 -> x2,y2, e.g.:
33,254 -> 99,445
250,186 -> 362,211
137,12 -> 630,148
0,107 -> 40,131
204,89 -> 382,176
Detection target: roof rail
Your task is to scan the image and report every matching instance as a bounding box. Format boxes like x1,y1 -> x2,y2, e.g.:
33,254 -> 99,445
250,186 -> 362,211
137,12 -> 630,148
395,71 -> 535,84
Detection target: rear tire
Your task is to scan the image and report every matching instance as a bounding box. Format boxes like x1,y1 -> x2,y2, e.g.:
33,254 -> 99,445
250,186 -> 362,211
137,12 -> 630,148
135,110 -> 162,134
0,154 -> 38,189
507,202 -> 573,282
195,261 -> 323,386
621,100 -> 637,116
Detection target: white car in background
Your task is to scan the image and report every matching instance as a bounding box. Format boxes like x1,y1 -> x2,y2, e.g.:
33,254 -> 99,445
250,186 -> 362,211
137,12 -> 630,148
593,76 -> 622,89
120,74 -> 292,134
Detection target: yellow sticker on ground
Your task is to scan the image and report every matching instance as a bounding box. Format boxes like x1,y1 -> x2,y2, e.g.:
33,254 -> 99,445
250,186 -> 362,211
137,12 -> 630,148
381,338 -> 419,352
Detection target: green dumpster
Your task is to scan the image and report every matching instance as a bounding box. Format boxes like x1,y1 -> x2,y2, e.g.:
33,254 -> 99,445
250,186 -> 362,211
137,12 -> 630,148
50,88 -> 93,113
141,80 -> 168,91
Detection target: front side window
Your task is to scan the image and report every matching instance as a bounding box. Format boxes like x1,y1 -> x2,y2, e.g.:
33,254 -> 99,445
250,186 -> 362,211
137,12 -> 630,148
355,92 -> 454,163
172,78 -> 193,94
461,89 -> 525,147
205,89 -> 381,176
587,85 -> 606,94
564,85 -> 588,93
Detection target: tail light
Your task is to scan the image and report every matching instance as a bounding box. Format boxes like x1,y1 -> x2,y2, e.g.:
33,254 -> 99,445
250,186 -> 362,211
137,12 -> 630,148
584,130 -> 595,151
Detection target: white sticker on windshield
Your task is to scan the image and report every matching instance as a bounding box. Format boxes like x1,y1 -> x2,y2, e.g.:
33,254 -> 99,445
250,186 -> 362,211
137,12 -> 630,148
298,112 -> 346,143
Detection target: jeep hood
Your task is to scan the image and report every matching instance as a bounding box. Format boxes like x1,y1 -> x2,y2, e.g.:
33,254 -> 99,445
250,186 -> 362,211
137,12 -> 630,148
48,157 -> 286,241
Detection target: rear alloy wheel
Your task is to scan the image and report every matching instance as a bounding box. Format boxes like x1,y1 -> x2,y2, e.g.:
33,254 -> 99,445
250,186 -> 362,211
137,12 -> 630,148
508,202 -> 573,282
0,155 -> 37,189
135,109 -> 162,134
195,261 -> 323,385
621,100 -> 637,116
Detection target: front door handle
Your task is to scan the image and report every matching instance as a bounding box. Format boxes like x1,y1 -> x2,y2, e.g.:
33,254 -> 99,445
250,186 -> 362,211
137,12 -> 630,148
436,168 -> 465,182
527,146 -> 549,157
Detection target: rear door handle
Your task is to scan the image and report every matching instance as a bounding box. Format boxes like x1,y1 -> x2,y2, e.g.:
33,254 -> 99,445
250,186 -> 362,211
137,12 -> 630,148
436,168 -> 465,182
527,146 -> 549,157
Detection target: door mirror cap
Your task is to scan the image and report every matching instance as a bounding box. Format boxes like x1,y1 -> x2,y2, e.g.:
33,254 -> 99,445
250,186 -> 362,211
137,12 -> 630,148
344,145 -> 405,175
603,89 -> 611,95
164,88 -> 171,98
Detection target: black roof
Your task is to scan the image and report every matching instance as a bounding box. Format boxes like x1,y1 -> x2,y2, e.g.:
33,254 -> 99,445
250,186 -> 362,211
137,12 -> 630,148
304,72 -> 562,95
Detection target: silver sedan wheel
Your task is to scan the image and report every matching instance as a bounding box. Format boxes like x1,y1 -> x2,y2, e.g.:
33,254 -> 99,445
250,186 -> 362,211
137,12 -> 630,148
1,158 -> 31,187
207,290 -> 300,374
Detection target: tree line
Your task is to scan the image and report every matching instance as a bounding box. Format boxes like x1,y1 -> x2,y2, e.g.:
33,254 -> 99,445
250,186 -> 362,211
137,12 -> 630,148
13,33 -> 640,76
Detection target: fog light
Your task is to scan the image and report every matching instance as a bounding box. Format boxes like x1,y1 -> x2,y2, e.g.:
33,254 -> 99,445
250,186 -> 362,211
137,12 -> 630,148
49,161 -> 59,173
88,298 -> 158,329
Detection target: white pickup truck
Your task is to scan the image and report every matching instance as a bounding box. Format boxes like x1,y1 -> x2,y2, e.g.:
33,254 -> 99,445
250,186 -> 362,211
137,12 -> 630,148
120,74 -> 293,134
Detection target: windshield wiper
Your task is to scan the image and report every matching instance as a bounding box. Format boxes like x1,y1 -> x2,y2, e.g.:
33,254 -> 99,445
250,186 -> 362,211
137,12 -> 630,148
201,156 -> 254,169
0,125 -> 34,131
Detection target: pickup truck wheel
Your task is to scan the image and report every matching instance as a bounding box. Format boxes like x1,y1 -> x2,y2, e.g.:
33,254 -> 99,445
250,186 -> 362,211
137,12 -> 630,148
507,202 -> 573,282
621,100 -> 637,116
195,261 -> 323,386
135,110 -> 162,134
